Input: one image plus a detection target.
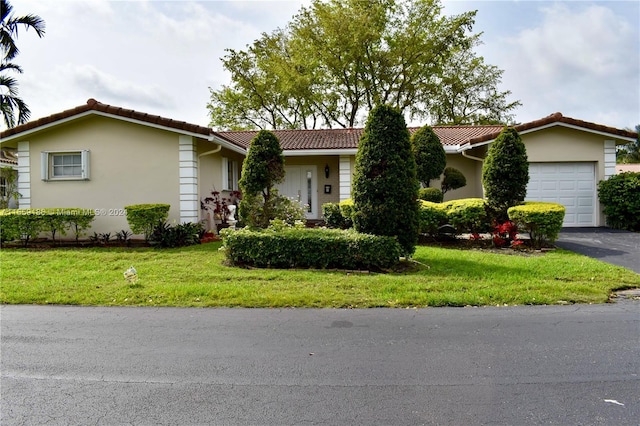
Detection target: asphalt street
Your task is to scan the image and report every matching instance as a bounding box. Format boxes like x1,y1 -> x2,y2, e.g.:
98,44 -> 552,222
1,304 -> 639,425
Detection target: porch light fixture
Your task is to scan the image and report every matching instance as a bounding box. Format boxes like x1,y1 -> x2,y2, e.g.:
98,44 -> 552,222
325,164 -> 330,179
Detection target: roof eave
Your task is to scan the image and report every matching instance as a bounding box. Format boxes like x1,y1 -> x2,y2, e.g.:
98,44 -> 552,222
461,121 -> 637,150
209,134 -> 247,155
283,148 -> 358,156
0,110 -> 214,144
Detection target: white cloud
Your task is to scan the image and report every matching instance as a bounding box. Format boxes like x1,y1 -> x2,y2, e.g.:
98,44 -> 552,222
71,64 -> 173,109
497,3 -> 639,127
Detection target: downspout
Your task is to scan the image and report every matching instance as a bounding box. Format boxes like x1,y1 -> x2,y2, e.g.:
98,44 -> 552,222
460,143 -> 485,198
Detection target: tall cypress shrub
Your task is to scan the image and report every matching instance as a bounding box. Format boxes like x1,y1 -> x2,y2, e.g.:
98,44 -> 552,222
352,105 -> 420,256
412,125 -> 446,187
238,130 -> 285,228
482,127 -> 529,220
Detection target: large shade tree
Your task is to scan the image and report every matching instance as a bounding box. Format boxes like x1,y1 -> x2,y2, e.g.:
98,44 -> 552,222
616,124 -> 640,163
352,104 -> 420,256
0,0 -> 45,128
208,0 -> 519,130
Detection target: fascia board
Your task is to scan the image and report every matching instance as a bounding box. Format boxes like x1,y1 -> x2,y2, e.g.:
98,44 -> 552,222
209,134 -> 247,155
283,149 -> 358,156
1,110 -> 214,144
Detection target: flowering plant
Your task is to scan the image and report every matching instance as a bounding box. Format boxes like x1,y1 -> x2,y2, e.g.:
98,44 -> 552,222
201,190 -> 242,224
492,220 -> 521,248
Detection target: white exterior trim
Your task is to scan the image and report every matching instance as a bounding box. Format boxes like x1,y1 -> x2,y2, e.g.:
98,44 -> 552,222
459,122 -> 636,151
178,135 -> 198,224
339,155 -> 351,201
284,149 -> 358,156
17,141 -> 30,208
603,140 -> 616,179
0,110 -> 247,155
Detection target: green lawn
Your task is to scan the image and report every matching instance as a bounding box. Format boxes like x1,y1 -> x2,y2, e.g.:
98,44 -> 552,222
1,242 -> 638,307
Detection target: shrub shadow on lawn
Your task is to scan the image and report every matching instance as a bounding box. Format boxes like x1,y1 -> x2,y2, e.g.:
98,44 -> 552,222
409,255 -> 537,280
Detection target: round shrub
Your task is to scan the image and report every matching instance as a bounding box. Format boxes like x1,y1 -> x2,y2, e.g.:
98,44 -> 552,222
418,187 -> 444,203
508,201 -> 565,248
441,198 -> 491,235
441,167 -> 467,195
597,172 -> 640,231
322,203 -> 344,228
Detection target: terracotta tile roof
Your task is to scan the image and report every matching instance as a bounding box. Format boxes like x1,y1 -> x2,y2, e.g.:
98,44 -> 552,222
0,98 -> 214,139
219,128 -> 364,150
3,99 -> 635,155
217,126 -> 505,150
467,112 -> 637,146
428,125 -> 504,146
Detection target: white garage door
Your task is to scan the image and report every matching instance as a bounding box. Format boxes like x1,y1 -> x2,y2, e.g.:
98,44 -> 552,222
526,162 -> 596,227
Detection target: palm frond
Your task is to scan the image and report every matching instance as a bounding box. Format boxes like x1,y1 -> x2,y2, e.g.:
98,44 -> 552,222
1,0 -> 46,61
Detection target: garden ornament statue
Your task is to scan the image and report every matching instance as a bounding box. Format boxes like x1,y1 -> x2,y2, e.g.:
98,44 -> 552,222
227,205 -> 237,230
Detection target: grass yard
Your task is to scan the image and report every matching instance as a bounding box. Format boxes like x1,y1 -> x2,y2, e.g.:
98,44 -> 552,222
1,242 -> 638,308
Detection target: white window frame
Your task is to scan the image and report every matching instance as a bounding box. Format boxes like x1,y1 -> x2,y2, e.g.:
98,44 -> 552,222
221,157 -> 239,191
0,175 -> 6,197
41,150 -> 90,181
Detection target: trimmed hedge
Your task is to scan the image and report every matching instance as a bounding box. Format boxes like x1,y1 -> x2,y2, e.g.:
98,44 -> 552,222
508,201 -> 565,248
124,204 -> 170,240
0,208 -> 95,245
418,187 -> 444,203
597,172 -> 640,231
322,199 -> 355,229
441,198 -> 491,235
221,227 -> 402,270
418,200 -> 448,236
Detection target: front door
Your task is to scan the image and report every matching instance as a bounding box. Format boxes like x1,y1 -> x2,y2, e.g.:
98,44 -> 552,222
276,166 -> 318,219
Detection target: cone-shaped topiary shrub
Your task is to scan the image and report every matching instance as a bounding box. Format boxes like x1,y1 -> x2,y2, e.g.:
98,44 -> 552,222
238,130 -> 285,228
412,125 -> 446,187
352,105 -> 420,256
482,127 -> 529,220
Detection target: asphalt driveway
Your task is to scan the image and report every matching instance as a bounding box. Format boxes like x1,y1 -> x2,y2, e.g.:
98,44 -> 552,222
556,228 -> 640,273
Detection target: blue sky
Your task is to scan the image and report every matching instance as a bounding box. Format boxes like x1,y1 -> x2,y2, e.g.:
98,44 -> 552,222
5,0 -> 639,131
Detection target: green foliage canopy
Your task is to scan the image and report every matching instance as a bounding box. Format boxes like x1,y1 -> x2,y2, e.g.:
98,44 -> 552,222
352,105 -> 420,256
208,0 -> 519,130
616,125 -> 640,164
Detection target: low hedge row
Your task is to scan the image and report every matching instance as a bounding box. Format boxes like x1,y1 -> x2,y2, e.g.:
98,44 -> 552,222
0,208 -> 96,245
507,202 -> 565,247
221,227 -> 402,270
418,198 -> 491,236
417,199 -> 565,246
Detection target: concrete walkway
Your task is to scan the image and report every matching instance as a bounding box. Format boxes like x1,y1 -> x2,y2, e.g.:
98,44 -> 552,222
556,228 -> 640,273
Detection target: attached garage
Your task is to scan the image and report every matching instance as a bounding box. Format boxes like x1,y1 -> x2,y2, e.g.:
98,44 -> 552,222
526,162 -> 596,227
